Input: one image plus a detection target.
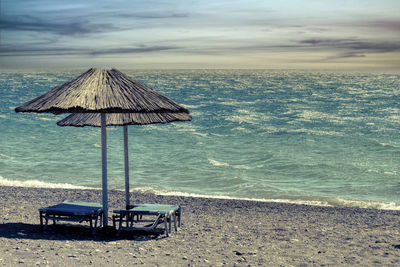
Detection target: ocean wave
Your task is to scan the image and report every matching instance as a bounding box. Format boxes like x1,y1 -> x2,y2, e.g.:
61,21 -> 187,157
295,110 -> 363,124
232,164 -> 252,170
225,114 -> 260,124
226,109 -> 272,125
135,187 -> 400,210
1,176 -> 399,210
218,100 -> 262,106
379,142 -> 395,147
208,158 -> 230,167
0,153 -> 14,160
232,126 -> 253,133
0,176 -> 90,190
383,171 -> 399,176
286,128 -> 345,136
322,197 -> 400,210
181,103 -> 207,109
207,158 -> 252,170
191,132 -> 208,137
189,111 -> 203,117
38,117 -> 55,121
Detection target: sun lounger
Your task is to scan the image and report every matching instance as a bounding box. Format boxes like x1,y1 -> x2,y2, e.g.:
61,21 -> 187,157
112,204 -> 181,237
39,201 -> 103,233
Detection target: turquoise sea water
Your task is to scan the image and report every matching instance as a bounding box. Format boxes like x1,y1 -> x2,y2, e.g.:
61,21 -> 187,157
1,70 -> 400,209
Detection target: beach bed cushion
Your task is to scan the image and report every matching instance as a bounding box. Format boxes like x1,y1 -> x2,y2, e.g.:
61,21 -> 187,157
39,201 -> 103,233
113,204 -> 181,236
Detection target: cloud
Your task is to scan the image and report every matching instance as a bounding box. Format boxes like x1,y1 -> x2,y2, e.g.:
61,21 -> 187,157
0,45 -> 178,57
299,38 -> 400,53
117,12 -> 189,19
359,20 -> 400,31
326,52 -> 366,60
90,46 -> 178,55
1,15 -> 119,36
0,46 -> 88,57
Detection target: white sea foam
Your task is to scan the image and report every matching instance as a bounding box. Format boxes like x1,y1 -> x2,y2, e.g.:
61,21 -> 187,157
208,158 -> 230,167
295,110 -> 364,125
0,176 -> 399,210
141,125 -> 169,131
172,123 -> 202,133
232,126 -> 253,133
226,114 -> 259,124
181,103 -> 206,109
38,117 -> 54,121
207,159 -> 250,169
134,187 -> 400,210
0,176 -> 90,190
0,153 -> 14,160
323,197 -> 400,210
383,171 -> 399,175
226,109 -> 271,125
219,100 -> 261,106
191,132 -> 208,137
189,111 -> 203,117
232,165 -> 252,170
288,128 -> 344,136
379,143 -> 393,147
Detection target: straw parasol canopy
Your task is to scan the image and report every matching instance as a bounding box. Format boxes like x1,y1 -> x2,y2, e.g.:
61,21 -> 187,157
57,112 -> 191,127
15,68 -> 191,227
15,68 -> 189,114
57,112 -> 192,209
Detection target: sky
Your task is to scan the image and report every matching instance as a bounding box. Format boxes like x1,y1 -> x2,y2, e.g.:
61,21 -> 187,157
1,0 -> 399,70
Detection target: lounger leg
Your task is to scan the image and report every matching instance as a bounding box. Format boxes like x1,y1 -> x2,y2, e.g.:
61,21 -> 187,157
164,214 -> 169,237
168,213 -> 172,233
44,217 -> 49,229
94,215 -> 99,234
39,212 -> 44,230
129,214 -> 134,227
117,213 -> 124,236
173,213 -> 177,232
178,207 -> 181,227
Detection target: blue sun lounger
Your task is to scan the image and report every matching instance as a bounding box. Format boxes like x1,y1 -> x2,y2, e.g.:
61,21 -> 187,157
39,201 -> 103,233
112,204 -> 181,237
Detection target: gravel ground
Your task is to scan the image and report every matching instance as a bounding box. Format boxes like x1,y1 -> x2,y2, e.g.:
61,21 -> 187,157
1,186 -> 400,266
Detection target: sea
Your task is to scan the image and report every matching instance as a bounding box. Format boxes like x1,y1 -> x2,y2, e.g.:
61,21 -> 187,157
1,69 -> 400,210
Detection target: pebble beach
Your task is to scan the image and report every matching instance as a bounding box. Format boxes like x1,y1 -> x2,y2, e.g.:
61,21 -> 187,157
1,186 -> 400,266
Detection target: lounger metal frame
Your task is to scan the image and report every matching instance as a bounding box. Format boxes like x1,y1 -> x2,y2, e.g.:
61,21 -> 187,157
112,204 -> 181,237
39,202 -> 103,234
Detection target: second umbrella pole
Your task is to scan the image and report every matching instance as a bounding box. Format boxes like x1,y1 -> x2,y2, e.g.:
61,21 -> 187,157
124,125 -> 130,209
101,113 -> 108,227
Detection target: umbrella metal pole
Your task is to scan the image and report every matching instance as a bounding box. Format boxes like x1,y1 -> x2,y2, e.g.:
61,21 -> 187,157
101,113 -> 108,227
123,125 -> 130,209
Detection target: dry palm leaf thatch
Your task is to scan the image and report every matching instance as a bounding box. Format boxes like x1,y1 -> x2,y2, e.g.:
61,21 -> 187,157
57,112 -> 192,127
15,68 -> 189,115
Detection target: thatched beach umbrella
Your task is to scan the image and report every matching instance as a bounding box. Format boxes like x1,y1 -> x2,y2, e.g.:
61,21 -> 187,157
56,112 -> 192,209
15,68 -> 190,227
